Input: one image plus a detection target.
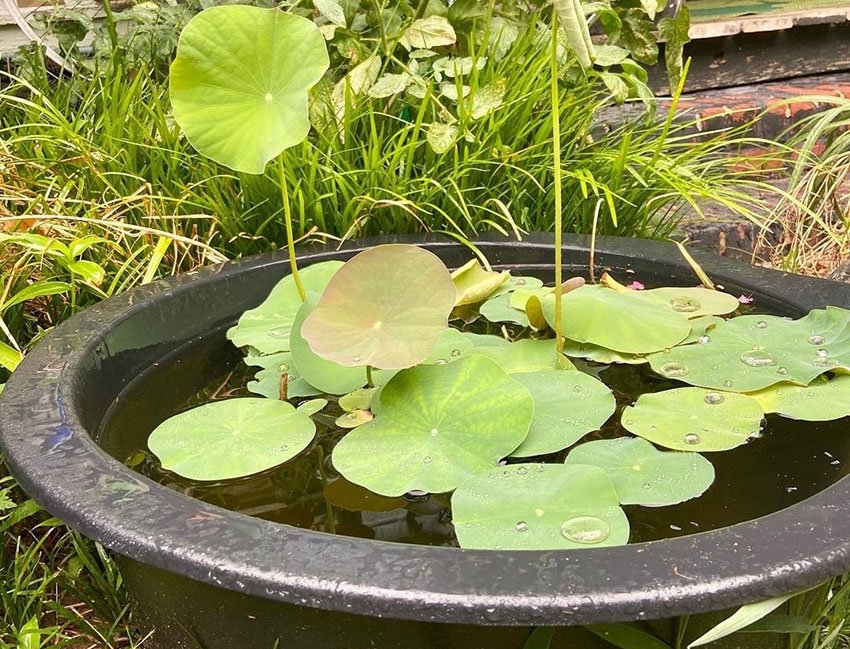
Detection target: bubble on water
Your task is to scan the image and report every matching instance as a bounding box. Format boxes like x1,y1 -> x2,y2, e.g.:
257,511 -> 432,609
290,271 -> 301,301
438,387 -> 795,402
704,392 -> 724,405
697,335 -> 711,345
740,350 -> 777,367
808,335 -> 825,345
683,433 -> 700,445
756,320 -> 768,329
560,516 -> 610,544
660,362 -> 689,378
671,297 -> 701,313
515,521 -> 529,533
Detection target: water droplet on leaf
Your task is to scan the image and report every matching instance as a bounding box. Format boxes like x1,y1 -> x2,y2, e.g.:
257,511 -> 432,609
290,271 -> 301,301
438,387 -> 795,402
697,335 -> 711,345
683,433 -> 700,445
515,521 -> 529,532
704,392 -> 724,405
660,362 -> 689,378
808,335 -> 825,345
560,516 -> 610,544
670,296 -> 701,313
740,349 -> 778,367
756,320 -> 767,329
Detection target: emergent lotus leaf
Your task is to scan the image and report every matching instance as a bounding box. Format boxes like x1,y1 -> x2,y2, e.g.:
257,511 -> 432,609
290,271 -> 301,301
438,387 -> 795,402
331,355 -> 534,496
648,308 -> 850,392
148,398 -> 315,481
541,285 -> 691,354
490,274 -> 544,297
451,259 -> 510,306
748,375 -> 850,421
479,292 -> 530,327
227,260 -> 343,354
646,287 -> 740,319
170,6 -> 330,173
510,370 -> 616,457
469,338 -> 575,374
564,437 -> 715,506
621,387 -> 763,452
452,463 -> 629,550
560,340 -> 647,365
301,245 -> 456,369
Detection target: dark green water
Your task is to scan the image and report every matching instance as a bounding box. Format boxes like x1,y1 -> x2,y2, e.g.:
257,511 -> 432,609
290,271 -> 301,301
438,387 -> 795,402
98,326 -> 850,547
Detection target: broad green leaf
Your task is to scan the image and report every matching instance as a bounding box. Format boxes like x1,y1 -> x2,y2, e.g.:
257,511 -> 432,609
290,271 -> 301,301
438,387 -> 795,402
688,593 -> 798,648
399,16 -> 456,50
680,315 -> 724,345
748,375 -> 850,421
462,332 -> 510,347
488,17 -> 520,60
301,245 -> 456,369
588,624 -> 672,649
648,309 -> 850,392
170,6 -> 330,174
541,285 -> 691,354
148,398 -> 316,481
479,292 -> 529,327
510,371 -> 615,457
452,463 -> 629,550
565,437 -> 714,506
553,0 -> 595,69
600,73 -> 630,104
471,79 -> 506,119
561,339 -> 647,365
67,259 -> 105,285
290,293 -> 370,395
646,286 -> 740,319
622,387 -> 763,452
451,259 -> 509,306
433,56 -> 486,78
331,356 -> 534,496
18,616 -> 42,649
594,44 -> 630,66
0,341 -> 22,372
296,398 -> 327,417
313,0 -> 346,27
426,122 -> 459,154
509,287 -> 552,311
227,260 -> 344,354
245,352 -> 323,400
368,73 -> 412,98
658,6 -> 691,90
422,326 -> 475,363
470,338 -> 575,374
620,10 -> 658,65
323,478 -> 405,513
336,409 -> 374,428
339,387 -> 379,412
490,274 -> 544,298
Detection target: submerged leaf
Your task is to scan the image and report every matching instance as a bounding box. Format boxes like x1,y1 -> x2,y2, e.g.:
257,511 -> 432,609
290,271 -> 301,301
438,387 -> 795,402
148,398 -> 315,481
510,371 -> 615,457
565,437 -> 714,506
331,356 -> 534,496
170,6 -> 330,174
452,463 -> 628,550
301,245 -> 456,369
622,387 -> 763,452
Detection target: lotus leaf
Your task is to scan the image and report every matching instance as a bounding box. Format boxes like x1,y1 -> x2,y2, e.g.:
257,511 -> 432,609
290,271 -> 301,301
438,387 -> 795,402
301,245 -> 456,369
749,375 -> 850,421
680,315 -> 724,345
331,356 -> 534,496
541,285 -> 691,354
170,6 -> 330,174
451,259 -> 510,306
560,340 -> 647,365
510,370 -> 615,457
336,409 -> 374,428
227,261 -> 343,354
509,287 -> 552,311
621,387 -> 763,452
565,437 -> 715,506
339,388 -> 379,412
148,398 -> 316,481
248,362 -> 323,399
452,463 -> 629,550
490,275 -> 544,298
462,332 -> 511,347
524,294 -> 548,330
469,338 -> 575,374
648,309 -> 850,392
646,287 -> 740,318
479,292 -> 530,327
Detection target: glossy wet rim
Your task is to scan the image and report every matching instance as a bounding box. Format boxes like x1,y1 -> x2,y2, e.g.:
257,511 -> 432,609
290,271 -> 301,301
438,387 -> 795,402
2,233 -> 850,626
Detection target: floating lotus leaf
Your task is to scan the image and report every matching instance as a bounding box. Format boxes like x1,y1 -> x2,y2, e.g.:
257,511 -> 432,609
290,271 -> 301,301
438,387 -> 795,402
331,356 -> 534,496
490,275 -> 545,298
541,285 -> 691,354
148,398 -> 315,481
564,437 -> 715,506
452,463 -> 629,550
510,371 -> 615,457
295,398 -> 327,417
560,340 -> 647,365
339,387 -> 379,412
469,338 -> 575,374
421,327 -> 474,364
680,315 -> 724,345
648,309 -> 850,392
336,409 -> 374,428
509,287 -> 552,311
323,478 -> 405,513
248,361 -> 323,399
451,259 -> 510,306
170,6 -> 330,174
479,292 -> 529,327
227,261 -> 343,354
290,294 -> 370,395
301,245 -> 456,369
749,375 -> 850,421
621,387 -> 763,452
462,332 -> 510,347
646,287 -> 740,319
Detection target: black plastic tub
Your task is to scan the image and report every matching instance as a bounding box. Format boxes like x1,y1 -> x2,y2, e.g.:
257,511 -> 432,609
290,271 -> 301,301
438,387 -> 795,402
3,234 -> 850,649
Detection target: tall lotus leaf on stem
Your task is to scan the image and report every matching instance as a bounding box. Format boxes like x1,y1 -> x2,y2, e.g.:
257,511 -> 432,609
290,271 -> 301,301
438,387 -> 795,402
169,5 -> 330,301
301,245 -> 456,370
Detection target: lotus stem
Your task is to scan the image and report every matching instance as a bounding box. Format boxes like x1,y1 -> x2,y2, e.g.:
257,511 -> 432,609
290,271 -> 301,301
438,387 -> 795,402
315,445 -> 336,534
550,10 -> 565,357
278,154 -> 306,302
366,365 -> 375,388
